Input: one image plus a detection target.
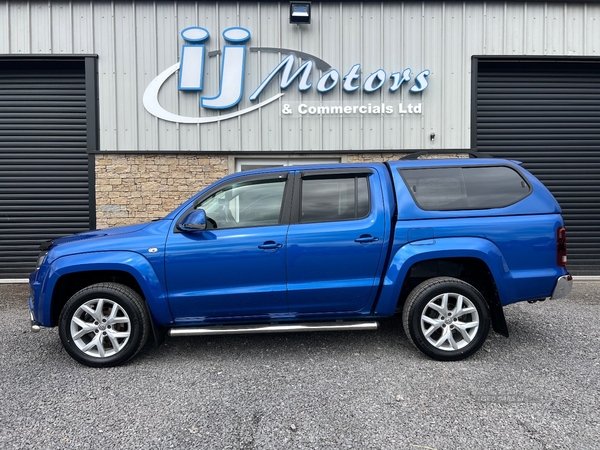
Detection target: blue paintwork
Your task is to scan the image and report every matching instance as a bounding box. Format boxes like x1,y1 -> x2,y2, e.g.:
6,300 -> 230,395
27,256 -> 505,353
165,224 -> 289,321
31,250 -> 173,326
29,220 -> 175,325
286,170 -> 390,314
29,159 -> 571,330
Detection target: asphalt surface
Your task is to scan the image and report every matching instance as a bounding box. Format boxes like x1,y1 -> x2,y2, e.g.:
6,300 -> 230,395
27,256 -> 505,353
0,282 -> 598,450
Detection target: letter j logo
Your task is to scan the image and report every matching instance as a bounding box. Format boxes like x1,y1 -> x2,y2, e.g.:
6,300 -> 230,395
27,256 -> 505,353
179,26 -> 250,109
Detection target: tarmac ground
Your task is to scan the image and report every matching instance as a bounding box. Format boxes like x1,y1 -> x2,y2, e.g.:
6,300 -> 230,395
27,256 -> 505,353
0,280 -> 598,449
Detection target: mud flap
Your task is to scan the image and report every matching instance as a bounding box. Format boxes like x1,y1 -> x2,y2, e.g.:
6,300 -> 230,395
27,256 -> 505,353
489,299 -> 509,337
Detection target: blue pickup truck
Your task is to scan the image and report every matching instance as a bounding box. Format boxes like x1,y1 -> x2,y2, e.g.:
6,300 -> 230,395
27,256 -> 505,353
29,156 -> 572,367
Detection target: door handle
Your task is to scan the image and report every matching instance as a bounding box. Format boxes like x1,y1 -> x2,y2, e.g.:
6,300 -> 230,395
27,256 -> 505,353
258,241 -> 283,250
354,235 -> 379,244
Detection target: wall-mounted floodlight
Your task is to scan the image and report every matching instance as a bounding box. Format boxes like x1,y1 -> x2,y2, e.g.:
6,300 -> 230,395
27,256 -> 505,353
290,2 -> 311,25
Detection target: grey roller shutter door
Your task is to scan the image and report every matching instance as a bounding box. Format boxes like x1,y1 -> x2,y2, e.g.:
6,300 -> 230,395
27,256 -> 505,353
473,58 -> 600,275
0,60 -> 92,279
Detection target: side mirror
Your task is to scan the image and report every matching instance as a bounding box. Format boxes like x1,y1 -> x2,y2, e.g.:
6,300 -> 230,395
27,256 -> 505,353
177,210 -> 207,232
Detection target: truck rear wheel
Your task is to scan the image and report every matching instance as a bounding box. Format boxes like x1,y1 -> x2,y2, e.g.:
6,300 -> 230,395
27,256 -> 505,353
402,277 -> 490,361
58,283 -> 149,367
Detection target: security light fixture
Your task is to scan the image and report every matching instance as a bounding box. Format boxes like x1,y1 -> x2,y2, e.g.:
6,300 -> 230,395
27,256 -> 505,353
290,2 -> 311,25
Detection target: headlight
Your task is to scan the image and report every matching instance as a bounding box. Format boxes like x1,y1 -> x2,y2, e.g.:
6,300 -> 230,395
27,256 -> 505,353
36,251 -> 49,269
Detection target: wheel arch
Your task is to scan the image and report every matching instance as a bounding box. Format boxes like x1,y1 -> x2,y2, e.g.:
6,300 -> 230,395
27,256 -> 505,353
50,270 -> 143,326
41,251 -> 173,328
375,238 -> 512,336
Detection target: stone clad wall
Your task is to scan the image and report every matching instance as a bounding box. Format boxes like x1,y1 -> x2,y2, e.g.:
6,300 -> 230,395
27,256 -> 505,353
347,153 -> 405,163
95,154 -> 228,229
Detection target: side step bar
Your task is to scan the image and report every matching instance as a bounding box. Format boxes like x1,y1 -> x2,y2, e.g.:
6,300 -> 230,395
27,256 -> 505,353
168,321 -> 379,337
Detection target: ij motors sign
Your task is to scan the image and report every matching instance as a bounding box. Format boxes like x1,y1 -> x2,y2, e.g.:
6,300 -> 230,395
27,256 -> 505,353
143,27 -> 430,124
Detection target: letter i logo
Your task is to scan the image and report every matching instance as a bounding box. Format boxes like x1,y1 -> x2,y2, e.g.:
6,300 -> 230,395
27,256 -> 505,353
201,27 -> 251,109
179,27 -> 210,91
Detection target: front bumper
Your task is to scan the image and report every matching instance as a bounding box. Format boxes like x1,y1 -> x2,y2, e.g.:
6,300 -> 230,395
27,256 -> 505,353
550,274 -> 573,300
28,278 -> 44,332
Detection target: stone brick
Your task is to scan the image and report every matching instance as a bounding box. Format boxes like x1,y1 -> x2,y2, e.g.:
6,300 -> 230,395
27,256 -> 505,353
95,153 -> 228,229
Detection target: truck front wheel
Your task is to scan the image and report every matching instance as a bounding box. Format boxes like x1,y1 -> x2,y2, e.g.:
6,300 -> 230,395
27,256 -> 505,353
58,283 -> 149,367
402,277 -> 490,361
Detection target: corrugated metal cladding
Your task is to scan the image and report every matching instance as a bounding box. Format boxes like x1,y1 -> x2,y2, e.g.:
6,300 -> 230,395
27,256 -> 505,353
3,1 -> 600,152
0,59 -> 93,278
473,58 -> 600,275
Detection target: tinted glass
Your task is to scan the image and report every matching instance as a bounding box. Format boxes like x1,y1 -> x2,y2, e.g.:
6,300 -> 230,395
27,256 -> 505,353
197,178 -> 286,228
301,176 -> 370,222
400,166 -> 530,210
464,166 -> 530,209
357,177 -> 370,217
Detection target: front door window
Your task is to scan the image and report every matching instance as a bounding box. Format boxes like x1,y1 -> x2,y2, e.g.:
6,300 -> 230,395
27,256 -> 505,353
197,178 -> 286,229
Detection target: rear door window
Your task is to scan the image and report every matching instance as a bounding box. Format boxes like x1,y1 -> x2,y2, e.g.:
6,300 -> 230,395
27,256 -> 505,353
300,176 -> 370,222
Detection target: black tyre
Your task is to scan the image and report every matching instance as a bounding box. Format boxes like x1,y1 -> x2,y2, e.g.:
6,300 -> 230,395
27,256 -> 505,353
402,277 -> 490,361
58,283 -> 149,367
